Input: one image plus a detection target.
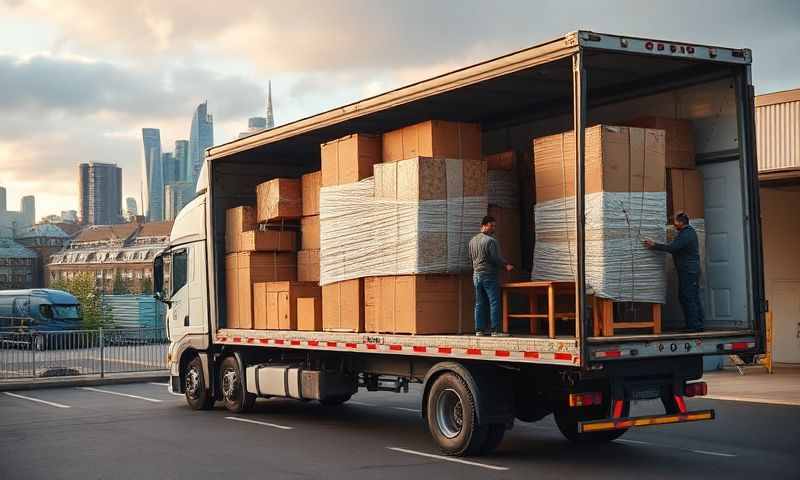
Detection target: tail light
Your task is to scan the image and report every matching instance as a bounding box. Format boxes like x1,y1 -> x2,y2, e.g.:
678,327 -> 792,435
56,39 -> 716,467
569,392 -> 602,407
685,382 -> 708,397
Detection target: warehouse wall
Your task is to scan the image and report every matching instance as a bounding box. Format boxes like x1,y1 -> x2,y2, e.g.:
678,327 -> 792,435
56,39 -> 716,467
759,185 -> 800,364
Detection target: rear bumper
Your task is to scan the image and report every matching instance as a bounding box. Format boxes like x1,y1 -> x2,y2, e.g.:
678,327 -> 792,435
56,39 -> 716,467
579,409 -> 715,433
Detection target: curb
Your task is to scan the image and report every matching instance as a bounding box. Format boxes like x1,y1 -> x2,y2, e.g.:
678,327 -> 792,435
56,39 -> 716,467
0,371 -> 170,392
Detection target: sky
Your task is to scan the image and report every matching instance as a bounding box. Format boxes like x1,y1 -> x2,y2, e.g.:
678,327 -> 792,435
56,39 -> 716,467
0,0 -> 798,220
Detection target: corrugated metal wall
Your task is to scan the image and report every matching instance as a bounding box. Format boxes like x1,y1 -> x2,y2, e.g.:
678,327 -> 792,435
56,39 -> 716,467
103,295 -> 166,329
756,99 -> 800,172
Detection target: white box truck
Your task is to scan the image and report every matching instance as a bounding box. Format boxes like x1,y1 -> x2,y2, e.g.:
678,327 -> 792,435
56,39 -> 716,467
155,31 -> 765,456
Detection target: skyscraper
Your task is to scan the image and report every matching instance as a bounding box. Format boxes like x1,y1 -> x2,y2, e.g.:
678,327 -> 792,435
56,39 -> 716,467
188,101 -> 213,187
238,117 -> 267,139
164,181 -> 195,221
141,128 -> 161,220
149,148 -> 164,222
20,196 -> 35,227
162,152 -> 179,185
0,186 -> 6,214
266,80 -> 274,129
125,197 -> 138,220
78,162 -> 123,225
174,140 -> 189,182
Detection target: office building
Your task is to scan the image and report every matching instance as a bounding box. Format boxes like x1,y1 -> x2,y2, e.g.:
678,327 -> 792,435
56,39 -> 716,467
61,210 -> 78,223
0,186 -> 6,213
188,102 -> 213,187
0,187 -> 36,237
125,198 -> 138,221
164,181 -> 195,221
141,128 -> 161,220
174,140 -> 189,182
149,148 -> 164,222
21,196 -> 35,228
78,162 -> 123,225
162,152 -> 180,185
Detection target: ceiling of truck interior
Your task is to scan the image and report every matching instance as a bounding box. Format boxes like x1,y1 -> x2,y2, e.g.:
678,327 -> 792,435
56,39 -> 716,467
216,50 -> 737,167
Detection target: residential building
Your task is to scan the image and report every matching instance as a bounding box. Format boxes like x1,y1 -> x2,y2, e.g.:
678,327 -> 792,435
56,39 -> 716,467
164,181 -> 195,221
47,221 -> 172,294
0,238 -> 36,289
755,88 -> 800,365
78,162 -> 123,225
188,102 -> 213,187
174,140 -> 189,182
15,223 -> 80,287
142,128 -> 161,220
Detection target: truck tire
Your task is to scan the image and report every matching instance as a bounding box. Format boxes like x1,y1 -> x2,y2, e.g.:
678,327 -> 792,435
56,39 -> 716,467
319,394 -> 352,406
184,356 -> 214,410
479,424 -> 506,455
554,401 -> 629,443
426,372 -> 488,457
220,356 -> 256,413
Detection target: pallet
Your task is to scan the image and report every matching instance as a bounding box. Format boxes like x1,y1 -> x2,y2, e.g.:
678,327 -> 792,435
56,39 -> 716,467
592,297 -> 662,337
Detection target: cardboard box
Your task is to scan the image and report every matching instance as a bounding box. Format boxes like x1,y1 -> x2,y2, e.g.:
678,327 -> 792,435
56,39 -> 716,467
297,249 -> 320,283
256,178 -> 302,222
364,274 -> 474,334
374,157 -> 487,201
668,168 -> 704,220
252,281 -> 321,330
485,151 -> 516,171
628,117 -> 695,169
321,134 -> 381,187
297,296 -> 323,331
224,252 -> 298,329
225,206 -> 257,253
233,230 -> 296,253
533,125 -> 666,203
488,206 -> 521,269
382,120 -> 482,163
322,278 -> 364,332
302,171 -> 321,216
301,215 -> 320,250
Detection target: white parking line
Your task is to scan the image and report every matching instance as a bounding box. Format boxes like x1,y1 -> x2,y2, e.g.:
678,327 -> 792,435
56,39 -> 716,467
348,400 -> 376,407
225,416 -> 293,430
387,447 -> 509,471
79,387 -> 162,403
615,437 -> 736,457
3,392 -> 71,409
148,382 -> 183,397
690,449 -> 737,458
616,438 -> 653,445
391,407 -> 421,413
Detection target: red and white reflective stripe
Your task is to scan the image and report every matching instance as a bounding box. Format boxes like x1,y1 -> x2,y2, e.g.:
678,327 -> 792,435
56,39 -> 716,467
214,335 -> 579,365
721,341 -> 755,351
594,349 -> 625,359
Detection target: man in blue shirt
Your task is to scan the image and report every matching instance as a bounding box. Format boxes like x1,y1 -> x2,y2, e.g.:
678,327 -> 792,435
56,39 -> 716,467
644,212 -> 704,332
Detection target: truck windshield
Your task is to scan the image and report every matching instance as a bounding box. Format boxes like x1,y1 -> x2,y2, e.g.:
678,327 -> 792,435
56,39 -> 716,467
52,305 -> 80,319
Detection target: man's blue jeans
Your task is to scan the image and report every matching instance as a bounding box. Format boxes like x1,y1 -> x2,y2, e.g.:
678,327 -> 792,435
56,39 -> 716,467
474,274 -> 500,332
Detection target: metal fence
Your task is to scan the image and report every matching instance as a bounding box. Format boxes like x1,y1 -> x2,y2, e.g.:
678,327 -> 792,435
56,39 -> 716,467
0,327 -> 168,380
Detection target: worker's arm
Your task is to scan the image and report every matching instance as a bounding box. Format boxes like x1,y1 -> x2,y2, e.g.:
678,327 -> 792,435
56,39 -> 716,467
487,238 -> 510,269
650,230 -> 690,254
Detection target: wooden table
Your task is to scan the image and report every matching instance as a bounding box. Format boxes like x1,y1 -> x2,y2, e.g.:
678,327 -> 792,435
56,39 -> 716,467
501,281 -> 577,339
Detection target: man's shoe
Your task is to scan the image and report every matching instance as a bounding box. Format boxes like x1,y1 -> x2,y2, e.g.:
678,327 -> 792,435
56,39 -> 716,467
491,331 -> 509,337
475,330 -> 486,337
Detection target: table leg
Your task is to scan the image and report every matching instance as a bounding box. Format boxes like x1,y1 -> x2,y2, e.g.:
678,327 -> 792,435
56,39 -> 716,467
502,288 -> 509,334
652,303 -> 662,334
602,299 -> 614,337
592,295 -> 601,337
529,291 -> 538,335
548,285 -> 555,339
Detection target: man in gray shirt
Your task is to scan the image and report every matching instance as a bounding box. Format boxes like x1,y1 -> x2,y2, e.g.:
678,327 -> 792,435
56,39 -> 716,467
469,215 -> 514,336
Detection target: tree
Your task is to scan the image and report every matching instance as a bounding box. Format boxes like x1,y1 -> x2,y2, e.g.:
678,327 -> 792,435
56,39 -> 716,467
140,276 -> 153,295
51,272 -> 113,329
112,272 -> 131,295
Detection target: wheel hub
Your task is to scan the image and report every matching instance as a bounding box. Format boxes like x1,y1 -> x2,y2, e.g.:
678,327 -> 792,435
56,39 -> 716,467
222,368 -> 239,401
435,388 -> 464,439
185,366 -> 201,399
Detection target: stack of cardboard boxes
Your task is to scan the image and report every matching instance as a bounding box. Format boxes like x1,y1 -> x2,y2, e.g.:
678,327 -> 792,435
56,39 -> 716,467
225,177 -> 322,331
485,151 -> 521,271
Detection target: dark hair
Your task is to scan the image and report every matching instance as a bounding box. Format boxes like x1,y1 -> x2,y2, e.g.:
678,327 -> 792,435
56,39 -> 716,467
481,215 -> 496,226
675,211 -> 690,225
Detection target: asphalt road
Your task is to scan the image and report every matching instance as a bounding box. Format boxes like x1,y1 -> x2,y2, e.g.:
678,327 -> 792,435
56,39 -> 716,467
0,382 -> 798,480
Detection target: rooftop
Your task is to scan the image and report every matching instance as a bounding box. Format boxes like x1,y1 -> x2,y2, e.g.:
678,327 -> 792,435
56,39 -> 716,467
0,238 -> 37,258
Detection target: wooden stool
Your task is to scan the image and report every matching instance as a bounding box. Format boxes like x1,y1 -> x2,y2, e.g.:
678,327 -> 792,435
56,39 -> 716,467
501,281 -> 576,338
591,297 -> 662,337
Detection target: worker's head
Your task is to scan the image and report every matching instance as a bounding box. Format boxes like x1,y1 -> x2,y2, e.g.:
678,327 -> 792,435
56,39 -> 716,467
481,215 -> 496,235
674,211 -> 690,230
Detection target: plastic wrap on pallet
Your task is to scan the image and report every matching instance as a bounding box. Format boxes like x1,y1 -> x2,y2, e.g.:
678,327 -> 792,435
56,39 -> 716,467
531,191 -> 667,303
487,170 -> 519,208
319,177 -> 487,285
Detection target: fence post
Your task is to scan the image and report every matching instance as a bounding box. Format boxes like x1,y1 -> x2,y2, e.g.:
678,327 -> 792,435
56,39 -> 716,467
31,334 -> 37,378
99,327 -> 105,379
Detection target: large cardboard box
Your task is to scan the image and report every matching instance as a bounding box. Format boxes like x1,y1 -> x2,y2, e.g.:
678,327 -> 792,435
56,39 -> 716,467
225,206 -> 257,253
302,171 -> 321,216
628,117 -> 695,169
485,151 -> 516,171
297,296 -> 322,331
382,120 -> 482,163
322,278 -> 364,332
364,274 -> 474,334
256,178 -> 302,222
668,168 -> 704,220
488,206 -> 521,269
533,125 -> 666,203
374,156 -> 487,201
301,215 -> 320,250
224,252 -> 297,329
252,281 -> 321,330
321,134 -> 381,187
297,249 -> 320,282
234,230 -> 296,253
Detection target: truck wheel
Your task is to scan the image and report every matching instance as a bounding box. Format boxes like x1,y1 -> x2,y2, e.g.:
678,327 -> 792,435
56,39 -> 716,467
184,356 -> 213,410
554,401 -> 629,443
426,372 -> 488,457
220,356 -> 256,413
319,394 -> 352,406
480,424 -> 506,455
